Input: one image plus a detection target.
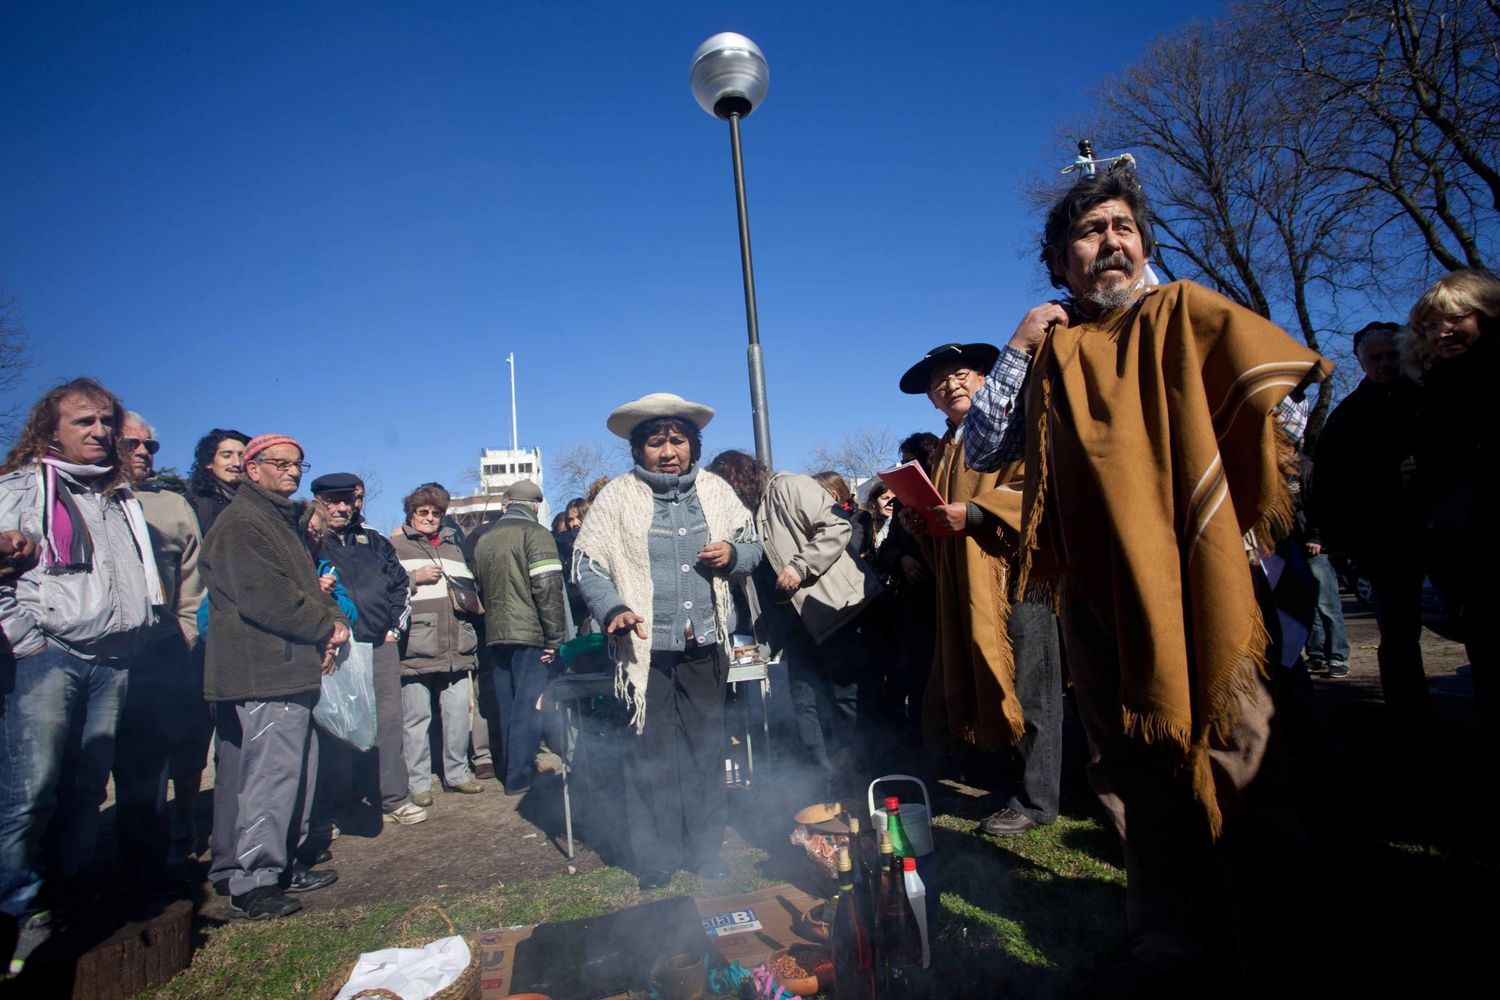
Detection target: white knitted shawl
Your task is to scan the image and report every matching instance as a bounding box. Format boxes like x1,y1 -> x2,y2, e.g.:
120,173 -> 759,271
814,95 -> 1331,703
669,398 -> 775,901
575,468 -> 750,733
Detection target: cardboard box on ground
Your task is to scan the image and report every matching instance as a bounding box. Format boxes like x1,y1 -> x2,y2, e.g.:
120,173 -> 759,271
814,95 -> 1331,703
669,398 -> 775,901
479,884 -> 823,1000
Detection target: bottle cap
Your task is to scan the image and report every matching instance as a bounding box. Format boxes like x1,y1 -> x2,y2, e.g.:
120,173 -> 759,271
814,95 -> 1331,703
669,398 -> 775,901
879,831 -> 892,853
837,846 -> 852,871
848,816 -> 861,835
902,856 -> 917,872
884,796 -> 900,811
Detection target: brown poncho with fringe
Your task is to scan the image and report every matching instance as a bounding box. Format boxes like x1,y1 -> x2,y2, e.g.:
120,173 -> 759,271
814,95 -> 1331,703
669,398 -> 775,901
922,430 -> 1027,753
1015,281 -> 1330,835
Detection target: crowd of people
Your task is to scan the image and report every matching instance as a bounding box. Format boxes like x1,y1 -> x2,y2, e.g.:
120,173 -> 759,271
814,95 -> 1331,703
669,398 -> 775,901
0,167 -> 1493,990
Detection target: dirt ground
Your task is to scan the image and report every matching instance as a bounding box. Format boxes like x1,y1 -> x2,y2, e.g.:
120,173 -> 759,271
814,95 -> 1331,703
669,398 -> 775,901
180,593 -> 1478,919
68,585 -> 1479,967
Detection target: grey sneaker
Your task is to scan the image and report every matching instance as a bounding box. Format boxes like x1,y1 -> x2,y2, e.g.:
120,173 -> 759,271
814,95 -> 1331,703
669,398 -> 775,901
8,911 -> 52,976
1325,661 -> 1350,678
383,802 -> 429,825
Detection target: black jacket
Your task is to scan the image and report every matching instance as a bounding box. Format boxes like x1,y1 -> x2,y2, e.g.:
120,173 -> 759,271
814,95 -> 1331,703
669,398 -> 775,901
321,518 -> 412,644
191,480 -> 239,538
201,482 -> 347,702
1311,375 -> 1424,561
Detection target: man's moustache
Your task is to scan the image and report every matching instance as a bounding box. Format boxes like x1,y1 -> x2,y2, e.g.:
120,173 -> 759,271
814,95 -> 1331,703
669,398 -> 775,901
1090,253 -> 1134,277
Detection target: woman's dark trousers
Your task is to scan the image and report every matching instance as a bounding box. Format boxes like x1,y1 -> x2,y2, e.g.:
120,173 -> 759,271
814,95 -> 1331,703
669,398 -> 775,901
623,645 -> 728,877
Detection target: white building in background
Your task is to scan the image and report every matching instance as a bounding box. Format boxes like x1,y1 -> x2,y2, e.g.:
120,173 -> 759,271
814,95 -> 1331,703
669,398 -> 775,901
448,447 -> 548,529
446,354 -> 549,530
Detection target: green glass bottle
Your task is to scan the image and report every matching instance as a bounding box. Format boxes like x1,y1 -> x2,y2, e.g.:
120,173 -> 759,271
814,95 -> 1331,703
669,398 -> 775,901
885,795 -> 914,858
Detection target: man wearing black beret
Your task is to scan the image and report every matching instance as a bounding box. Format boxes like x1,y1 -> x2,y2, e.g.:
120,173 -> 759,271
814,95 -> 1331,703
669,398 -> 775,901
310,473 -> 425,827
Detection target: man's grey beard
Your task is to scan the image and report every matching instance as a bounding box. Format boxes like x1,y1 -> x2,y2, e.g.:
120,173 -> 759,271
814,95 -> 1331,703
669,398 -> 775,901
1079,252 -> 1141,313
1082,284 -> 1138,312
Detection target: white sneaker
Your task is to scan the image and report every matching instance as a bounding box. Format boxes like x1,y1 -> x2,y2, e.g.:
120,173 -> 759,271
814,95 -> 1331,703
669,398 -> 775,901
383,802 -> 429,825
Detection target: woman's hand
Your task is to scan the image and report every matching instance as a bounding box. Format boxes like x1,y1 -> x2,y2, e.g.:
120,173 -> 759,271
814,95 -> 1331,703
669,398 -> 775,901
776,564 -> 803,592
698,540 -> 733,569
899,507 -> 927,536
608,610 -> 648,639
411,565 -> 442,586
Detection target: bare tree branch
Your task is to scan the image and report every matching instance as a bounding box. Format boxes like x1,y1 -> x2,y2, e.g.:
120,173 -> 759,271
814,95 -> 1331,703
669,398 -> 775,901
551,441 -> 625,502
0,285 -> 33,446
805,426 -> 900,485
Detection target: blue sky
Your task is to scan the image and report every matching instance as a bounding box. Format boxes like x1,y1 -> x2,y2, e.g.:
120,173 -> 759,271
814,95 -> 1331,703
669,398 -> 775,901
1,0 -> 1226,530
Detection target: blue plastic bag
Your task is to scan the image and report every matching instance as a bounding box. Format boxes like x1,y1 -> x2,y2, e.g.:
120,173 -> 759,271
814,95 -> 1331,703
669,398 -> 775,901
314,641 -> 376,751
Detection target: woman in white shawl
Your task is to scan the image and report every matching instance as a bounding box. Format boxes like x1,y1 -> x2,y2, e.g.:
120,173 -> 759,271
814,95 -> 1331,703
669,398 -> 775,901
573,393 -> 761,890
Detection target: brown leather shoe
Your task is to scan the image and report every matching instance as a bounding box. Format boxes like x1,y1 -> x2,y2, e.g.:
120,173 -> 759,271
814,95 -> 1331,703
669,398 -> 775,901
448,779 -> 486,795
474,763 -> 496,780
980,807 -> 1039,836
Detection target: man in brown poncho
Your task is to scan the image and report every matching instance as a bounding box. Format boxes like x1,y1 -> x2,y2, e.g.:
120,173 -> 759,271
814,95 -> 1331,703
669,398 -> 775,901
964,169 -> 1330,987
898,343 -> 1063,837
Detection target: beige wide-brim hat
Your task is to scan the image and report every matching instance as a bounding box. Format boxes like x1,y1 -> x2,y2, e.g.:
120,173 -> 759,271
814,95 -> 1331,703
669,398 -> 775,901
606,392 -> 716,439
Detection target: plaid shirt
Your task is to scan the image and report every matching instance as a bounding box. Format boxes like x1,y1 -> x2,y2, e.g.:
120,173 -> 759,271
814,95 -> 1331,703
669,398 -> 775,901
962,344 -> 1312,472
962,345 -> 1032,472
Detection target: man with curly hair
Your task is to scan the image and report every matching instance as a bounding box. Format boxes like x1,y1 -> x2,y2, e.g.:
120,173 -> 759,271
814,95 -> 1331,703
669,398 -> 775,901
0,378 -> 160,972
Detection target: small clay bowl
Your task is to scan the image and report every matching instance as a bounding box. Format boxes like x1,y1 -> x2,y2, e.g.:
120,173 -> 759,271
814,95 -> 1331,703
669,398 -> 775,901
796,901 -> 830,943
765,945 -> 834,997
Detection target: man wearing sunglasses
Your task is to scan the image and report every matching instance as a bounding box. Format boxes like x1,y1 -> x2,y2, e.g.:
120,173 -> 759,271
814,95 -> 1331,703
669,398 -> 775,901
308,473 -> 421,827
111,413 -> 209,896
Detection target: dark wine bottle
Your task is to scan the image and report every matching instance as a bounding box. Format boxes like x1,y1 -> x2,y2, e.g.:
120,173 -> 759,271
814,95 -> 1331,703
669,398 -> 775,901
830,846 -> 876,1000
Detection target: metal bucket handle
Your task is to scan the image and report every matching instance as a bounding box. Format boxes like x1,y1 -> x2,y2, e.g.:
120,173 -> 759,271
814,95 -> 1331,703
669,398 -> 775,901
867,773 -> 932,820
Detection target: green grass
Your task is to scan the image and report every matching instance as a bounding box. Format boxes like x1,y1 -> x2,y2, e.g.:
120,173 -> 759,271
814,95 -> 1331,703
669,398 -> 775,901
140,814 -> 1129,999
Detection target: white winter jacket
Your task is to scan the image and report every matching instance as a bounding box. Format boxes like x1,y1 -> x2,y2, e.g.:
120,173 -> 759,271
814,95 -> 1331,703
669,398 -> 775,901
0,465 -> 155,661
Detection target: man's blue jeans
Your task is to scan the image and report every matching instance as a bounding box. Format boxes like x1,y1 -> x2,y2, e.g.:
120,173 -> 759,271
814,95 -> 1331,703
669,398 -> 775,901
1305,553 -> 1350,665
0,646 -> 129,920
490,645 -> 552,792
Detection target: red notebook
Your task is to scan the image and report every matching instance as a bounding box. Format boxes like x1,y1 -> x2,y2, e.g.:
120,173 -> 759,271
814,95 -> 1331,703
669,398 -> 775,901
876,460 -> 956,536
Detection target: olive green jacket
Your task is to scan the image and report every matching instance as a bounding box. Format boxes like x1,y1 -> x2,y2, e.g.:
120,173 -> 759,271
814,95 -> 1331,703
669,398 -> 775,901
472,506 -> 568,650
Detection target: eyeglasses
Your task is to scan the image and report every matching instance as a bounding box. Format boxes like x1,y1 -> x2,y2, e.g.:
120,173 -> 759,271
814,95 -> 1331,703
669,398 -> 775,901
929,369 -> 978,393
119,438 -> 160,455
255,458 -> 311,473
413,507 -> 446,519
1419,310 -> 1474,335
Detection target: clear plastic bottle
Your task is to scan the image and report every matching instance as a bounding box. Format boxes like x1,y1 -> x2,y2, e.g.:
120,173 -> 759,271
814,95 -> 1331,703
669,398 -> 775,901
902,856 -> 931,970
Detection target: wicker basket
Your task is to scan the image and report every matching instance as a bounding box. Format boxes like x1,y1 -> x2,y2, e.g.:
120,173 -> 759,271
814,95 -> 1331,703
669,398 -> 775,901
318,903 -> 480,1000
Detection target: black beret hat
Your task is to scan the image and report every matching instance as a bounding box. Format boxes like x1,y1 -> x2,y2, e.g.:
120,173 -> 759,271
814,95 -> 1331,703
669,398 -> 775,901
309,471 -> 364,494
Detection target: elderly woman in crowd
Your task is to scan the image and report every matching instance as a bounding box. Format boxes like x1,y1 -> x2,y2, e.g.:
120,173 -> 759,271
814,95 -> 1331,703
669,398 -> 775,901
709,451 -> 883,800
574,393 -> 761,890
1408,269 -> 1499,731
186,427 -> 250,535
391,483 -> 485,804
